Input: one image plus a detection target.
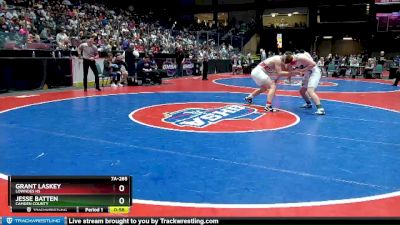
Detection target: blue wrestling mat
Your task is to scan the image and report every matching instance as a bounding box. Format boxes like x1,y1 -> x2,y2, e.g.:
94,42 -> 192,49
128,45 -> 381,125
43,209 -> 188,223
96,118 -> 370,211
0,92 -> 399,204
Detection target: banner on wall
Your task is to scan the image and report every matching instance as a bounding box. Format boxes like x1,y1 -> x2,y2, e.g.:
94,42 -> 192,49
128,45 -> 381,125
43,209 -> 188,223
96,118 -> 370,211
277,33 -> 283,49
162,59 -> 177,76
72,58 -> 105,86
183,60 -> 194,75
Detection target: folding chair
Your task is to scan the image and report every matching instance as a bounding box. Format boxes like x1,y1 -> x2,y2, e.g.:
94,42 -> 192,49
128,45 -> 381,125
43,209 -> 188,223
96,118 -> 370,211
327,63 -> 338,77
372,64 -> 383,79
96,63 -> 111,87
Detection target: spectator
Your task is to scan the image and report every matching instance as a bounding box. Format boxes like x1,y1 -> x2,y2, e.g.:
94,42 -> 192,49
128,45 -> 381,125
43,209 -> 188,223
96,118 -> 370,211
137,55 -> 155,85
260,48 -> 266,61
114,53 -> 129,86
28,32 -> 40,43
103,53 -> 121,87
56,27 -> 69,49
326,53 -> 333,64
350,55 -> 360,78
317,57 -> 325,75
245,53 -> 253,66
0,0 -> 244,56
149,54 -> 161,84
232,54 -> 242,75
123,43 -> 139,78
40,27 -> 50,40
364,58 -> 375,79
378,51 -> 386,65
121,38 -> 130,50
175,46 -> 184,77
312,51 -> 319,62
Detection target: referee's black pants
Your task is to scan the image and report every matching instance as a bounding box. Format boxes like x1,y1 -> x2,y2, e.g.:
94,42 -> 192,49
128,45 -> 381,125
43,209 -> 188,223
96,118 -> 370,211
202,61 -> 208,80
394,71 -> 400,86
83,58 -> 100,90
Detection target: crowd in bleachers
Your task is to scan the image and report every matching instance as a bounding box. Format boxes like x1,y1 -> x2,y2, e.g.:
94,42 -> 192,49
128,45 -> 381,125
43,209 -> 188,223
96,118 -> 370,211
3,0 -> 397,83
0,0 -> 247,61
306,50 -> 400,85
314,52 -> 399,79
230,48 -> 400,80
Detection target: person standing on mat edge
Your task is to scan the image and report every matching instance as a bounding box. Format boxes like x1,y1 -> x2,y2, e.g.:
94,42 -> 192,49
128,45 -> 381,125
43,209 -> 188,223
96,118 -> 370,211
175,47 -> 185,77
245,51 -> 297,112
123,43 -> 140,84
290,51 -> 325,115
78,34 -> 101,91
393,67 -> 400,86
202,47 -> 209,80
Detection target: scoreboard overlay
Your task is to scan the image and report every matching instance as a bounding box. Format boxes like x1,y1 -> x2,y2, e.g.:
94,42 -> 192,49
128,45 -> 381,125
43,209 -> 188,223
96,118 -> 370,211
8,176 -> 131,213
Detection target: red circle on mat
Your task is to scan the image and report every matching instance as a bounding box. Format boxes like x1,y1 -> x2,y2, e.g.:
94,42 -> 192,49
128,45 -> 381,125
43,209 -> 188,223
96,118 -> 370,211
129,102 -> 300,133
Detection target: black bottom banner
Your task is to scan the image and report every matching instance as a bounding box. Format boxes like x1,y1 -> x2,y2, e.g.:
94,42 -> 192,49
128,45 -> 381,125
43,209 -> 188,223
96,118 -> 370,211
65,218 -> 400,225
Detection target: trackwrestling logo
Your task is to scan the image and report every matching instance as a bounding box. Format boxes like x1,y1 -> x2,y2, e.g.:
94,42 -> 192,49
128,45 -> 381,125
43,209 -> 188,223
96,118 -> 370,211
162,104 -> 263,128
130,102 -> 300,133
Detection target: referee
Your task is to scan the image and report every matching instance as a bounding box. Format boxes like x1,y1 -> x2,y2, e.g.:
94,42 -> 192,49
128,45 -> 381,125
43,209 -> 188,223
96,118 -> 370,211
394,68 -> 400,86
202,48 -> 209,80
78,35 -> 101,91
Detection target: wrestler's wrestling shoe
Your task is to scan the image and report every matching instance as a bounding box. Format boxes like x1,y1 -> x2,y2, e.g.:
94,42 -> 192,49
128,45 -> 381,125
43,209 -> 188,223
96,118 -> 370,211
244,96 -> 253,104
264,105 -> 278,112
300,103 -> 312,109
315,108 -> 326,115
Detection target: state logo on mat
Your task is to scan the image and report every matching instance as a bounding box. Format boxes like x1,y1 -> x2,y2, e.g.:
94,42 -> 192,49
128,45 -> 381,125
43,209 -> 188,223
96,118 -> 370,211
130,102 -> 300,133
